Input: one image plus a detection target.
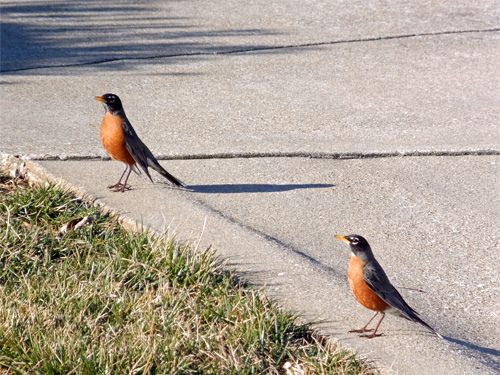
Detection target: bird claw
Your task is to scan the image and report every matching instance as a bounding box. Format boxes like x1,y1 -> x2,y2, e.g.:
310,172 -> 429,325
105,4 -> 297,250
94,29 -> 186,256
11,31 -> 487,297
349,328 -> 384,338
348,328 -> 374,333
107,183 -> 132,192
359,333 -> 385,339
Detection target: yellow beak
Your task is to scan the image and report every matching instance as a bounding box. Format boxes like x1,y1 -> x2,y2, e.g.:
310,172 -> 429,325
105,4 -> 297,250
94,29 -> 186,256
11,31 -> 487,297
95,96 -> 106,103
335,235 -> 350,243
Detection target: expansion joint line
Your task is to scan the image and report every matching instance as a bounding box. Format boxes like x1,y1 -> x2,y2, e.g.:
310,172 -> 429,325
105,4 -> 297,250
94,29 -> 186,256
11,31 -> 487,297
23,149 -> 500,162
1,28 -> 499,73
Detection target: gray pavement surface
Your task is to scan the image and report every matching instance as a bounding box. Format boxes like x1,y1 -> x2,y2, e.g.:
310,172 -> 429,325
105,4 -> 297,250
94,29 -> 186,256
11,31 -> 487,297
1,1 -> 500,374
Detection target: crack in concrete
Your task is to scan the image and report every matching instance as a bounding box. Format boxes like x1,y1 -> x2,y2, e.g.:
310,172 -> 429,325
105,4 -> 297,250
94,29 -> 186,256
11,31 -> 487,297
12,149 -> 500,162
190,196 -> 342,279
2,28 -> 499,73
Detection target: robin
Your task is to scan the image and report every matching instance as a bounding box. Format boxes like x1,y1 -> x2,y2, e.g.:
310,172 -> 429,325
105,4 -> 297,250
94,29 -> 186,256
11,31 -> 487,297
335,234 -> 442,339
95,93 -> 185,192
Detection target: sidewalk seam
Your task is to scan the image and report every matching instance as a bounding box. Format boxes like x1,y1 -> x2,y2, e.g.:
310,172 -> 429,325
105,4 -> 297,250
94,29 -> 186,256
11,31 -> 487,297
2,28 -> 499,74
191,196 -> 341,277
7,149 -> 500,161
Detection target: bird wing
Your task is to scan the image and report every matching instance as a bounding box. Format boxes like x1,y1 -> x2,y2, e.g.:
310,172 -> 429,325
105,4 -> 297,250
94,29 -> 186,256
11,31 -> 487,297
363,260 -> 440,335
121,119 -> 155,182
363,261 -> 419,318
122,119 -> 185,187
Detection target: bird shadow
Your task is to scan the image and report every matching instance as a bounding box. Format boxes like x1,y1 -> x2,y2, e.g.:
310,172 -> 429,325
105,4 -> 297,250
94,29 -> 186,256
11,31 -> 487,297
440,335 -> 500,372
443,336 -> 500,357
186,183 -> 335,194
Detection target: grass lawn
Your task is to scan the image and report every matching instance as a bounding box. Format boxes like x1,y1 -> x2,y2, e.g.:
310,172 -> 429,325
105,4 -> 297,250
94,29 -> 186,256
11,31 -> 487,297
0,167 -> 372,375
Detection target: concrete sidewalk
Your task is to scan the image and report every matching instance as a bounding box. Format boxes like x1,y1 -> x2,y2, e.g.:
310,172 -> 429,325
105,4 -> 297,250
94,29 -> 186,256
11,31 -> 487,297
1,1 -> 499,374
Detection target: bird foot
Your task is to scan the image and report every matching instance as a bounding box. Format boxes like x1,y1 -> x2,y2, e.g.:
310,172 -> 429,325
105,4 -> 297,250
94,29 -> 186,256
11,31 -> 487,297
348,328 -> 374,334
348,328 -> 384,338
107,183 -> 132,192
359,332 -> 384,339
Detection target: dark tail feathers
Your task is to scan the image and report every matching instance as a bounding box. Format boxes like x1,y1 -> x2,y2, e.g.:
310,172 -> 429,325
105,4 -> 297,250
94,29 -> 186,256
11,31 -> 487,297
151,162 -> 186,188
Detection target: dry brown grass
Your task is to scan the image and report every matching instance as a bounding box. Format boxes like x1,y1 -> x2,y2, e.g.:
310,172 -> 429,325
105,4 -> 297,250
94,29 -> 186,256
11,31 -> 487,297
0,168 -> 373,375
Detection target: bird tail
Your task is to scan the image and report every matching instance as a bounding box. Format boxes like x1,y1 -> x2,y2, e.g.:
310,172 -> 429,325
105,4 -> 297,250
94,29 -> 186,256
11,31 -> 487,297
151,162 -> 186,188
388,306 -> 443,339
416,318 -> 443,339
131,164 -> 142,176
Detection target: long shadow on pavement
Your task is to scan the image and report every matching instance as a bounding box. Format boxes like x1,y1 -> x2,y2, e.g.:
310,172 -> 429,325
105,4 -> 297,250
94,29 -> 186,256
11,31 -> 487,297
0,0 -> 285,74
443,336 -> 500,372
188,183 -> 334,194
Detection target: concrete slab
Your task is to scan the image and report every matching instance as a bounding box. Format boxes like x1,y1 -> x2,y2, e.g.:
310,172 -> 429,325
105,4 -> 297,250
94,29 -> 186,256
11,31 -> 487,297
2,0 -> 499,72
28,155 -> 499,375
1,0 -> 500,374
1,32 -> 499,158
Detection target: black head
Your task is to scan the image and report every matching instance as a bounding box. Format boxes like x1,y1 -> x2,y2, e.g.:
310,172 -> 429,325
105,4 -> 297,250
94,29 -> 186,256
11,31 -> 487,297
95,93 -> 123,112
335,234 -> 374,261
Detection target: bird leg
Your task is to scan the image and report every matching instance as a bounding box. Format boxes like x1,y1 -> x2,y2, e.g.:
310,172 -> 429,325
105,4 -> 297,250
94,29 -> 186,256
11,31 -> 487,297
357,312 -> 386,339
349,312 -> 379,333
361,313 -> 385,338
349,312 -> 386,338
107,166 -> 128,189
108,165 -> 133,192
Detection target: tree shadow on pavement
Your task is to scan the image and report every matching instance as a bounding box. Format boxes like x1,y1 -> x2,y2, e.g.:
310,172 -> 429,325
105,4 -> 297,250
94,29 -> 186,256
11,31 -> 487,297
0,0 -> 285,74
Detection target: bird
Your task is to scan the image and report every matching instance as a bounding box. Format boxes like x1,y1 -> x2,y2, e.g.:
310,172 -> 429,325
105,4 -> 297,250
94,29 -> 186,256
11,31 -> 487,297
95,93 -> 185,192
335,234 -> 442,339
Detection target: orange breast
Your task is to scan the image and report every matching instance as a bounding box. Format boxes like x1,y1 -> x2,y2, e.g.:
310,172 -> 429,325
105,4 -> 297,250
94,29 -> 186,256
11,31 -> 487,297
348,255 -> 389,312
100,113 -> 135,165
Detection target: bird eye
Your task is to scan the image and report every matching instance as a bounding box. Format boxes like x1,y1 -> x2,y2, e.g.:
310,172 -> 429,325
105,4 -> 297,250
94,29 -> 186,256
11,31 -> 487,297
108,96 -> 115,103
350,237 -> 359,245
